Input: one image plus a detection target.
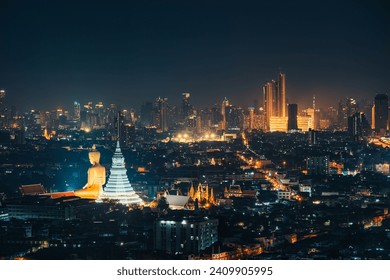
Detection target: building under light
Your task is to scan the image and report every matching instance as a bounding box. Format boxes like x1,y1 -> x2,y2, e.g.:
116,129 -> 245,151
99,141 -> 142,205
154,216 -> 218,255
269,116 -> 288,132
297,115 -> 313,132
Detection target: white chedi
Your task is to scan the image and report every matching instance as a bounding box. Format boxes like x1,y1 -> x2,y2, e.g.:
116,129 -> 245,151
99,141 -> 142,205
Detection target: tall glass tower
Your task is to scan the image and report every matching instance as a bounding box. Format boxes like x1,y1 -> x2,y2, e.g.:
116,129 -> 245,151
374,93 -> 388,134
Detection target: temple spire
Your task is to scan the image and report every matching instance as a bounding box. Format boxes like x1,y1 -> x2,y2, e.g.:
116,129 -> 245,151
99,141 -> 142,205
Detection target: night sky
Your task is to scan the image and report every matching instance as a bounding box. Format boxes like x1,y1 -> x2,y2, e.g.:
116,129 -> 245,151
0,0 -> 389,111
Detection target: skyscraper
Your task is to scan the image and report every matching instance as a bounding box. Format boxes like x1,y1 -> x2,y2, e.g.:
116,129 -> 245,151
73,101 -> 81,121
374,93 -> 388,134
248,106 -> 255,131
182,92 -> 191,120
0,90 -> 6,128
0,89 -> 5,109
140,101 -> 153,126
348,112 -> 370,142
221,97 -> 229,130
263,72 -> 287,131
288,104 -> 298,131
278,72 -> 286,117
155,97 -> 168,132
263,80 -> 276,130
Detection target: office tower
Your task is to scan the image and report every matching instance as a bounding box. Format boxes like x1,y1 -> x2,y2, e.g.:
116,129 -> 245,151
348,112 -> 370,142
278,72 -> 286,117
182,92 -> 191,120
262,72 -> 287,131
0,89 -> 5,110
336,100 -> 348,130
80,110 -> 90,131
345,97 -> 359,116
200,108 -> 212,129
225,105 -> 242,130
140,101 -> 153,126
358,98 -> 373,127
116,111 -> 126,146
155,97 -> 168,132
0,89 -> 5,128
154,217 -> 218,254
221,97 -> 229,130
73,101 -> 80,122
288,104 -> 298,131
94,102 -> 105,127
248,106 -> 255,131
263,80 -> 276,129
374,93 -> 388,134
211,104 -> 221,127
308,128 -> 317,145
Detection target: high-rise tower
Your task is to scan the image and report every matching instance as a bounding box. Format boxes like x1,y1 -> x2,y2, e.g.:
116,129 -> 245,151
182,92 -> 191,120
263,80 -> 276,129
221,97 -> 229,130
155,97 -> 168,132
374,93 -> 388,134
278,72 -> 286,117
288,104 -> 298,131
0,89 -> 5,110
248,106 -> 255,131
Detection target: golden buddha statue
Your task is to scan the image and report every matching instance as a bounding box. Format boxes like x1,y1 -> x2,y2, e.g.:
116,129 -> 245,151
74,145 -> 106,200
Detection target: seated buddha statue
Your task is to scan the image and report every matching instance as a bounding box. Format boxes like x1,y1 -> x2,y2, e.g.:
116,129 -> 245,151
74,145 -> 106,200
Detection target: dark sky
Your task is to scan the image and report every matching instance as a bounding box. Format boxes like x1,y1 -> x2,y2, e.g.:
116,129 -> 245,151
0,0 -> 389,111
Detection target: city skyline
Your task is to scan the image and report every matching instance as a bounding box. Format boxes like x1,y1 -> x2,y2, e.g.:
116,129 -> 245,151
0,78 -> 385,114
2,0 -> 390,263
0,0 -> 389,110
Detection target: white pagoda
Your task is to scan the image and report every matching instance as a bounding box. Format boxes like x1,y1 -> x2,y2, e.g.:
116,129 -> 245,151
99,141 -> 142,205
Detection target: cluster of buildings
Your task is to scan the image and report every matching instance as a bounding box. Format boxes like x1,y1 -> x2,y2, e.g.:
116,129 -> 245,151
0,75 -> 390,260
1,72 -> 386,150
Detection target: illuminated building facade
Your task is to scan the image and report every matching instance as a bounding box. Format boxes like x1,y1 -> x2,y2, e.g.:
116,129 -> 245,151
99,141 -> 142,205
263,72 -> 287,131
263,80 -> 276,130
297,115 -> 313,132
154,217 -> 218,254
269,116 -> 288,132
278,72 -> 286,117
